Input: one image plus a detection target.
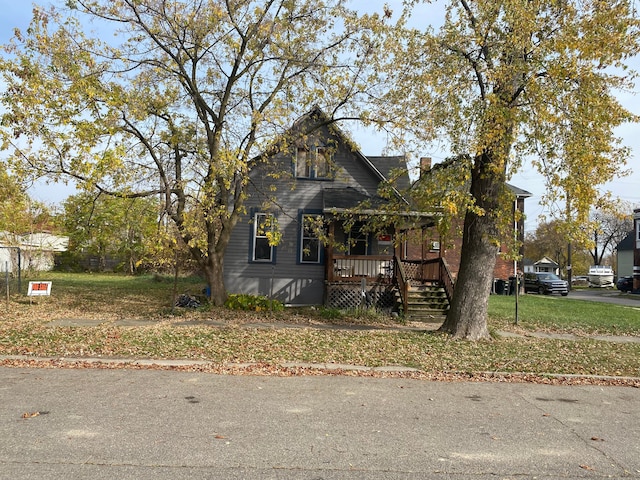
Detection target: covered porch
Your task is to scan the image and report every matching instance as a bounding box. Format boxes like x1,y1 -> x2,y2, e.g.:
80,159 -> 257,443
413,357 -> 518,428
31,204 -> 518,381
320,185 -> 452,315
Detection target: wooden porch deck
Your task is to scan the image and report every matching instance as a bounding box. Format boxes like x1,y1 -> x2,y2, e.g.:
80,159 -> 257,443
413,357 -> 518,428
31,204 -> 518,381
325,254 -> 454,313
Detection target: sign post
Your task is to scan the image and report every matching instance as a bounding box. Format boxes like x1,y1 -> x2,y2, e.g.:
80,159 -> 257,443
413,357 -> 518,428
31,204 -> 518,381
27,281 -> 52,304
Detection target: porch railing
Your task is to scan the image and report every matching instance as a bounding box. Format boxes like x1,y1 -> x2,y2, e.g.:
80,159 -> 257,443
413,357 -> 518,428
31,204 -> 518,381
439,258 -> 455,303
400,258 -> 455,303
326,255 -> 455,313
394,255 -> 409,313
328,255 -> 394,283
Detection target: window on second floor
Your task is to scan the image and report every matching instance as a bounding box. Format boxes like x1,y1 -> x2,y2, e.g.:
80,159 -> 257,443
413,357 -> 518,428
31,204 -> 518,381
295,146 -> 331,179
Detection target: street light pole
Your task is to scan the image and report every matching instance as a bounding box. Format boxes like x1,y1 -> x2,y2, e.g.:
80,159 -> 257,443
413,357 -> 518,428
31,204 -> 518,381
514,199 -> 519,326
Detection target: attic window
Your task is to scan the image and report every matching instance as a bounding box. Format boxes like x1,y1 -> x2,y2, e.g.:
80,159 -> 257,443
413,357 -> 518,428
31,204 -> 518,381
296,146 -> 331,179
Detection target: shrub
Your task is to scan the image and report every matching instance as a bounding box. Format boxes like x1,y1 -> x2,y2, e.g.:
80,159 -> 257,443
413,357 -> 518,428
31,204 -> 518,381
224,293 -> 284,312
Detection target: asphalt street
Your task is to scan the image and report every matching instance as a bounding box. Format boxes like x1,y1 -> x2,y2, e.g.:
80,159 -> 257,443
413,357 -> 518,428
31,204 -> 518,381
567,288 -> 640,308
1,367 -> 639,479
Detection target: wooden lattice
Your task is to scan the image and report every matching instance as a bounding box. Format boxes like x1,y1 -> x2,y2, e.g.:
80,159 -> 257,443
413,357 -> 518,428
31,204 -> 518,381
403,262 -> 421,282
326,283 -> 396,310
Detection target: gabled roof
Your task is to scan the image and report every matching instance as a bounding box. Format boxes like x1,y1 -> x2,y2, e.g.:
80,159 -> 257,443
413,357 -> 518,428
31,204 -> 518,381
616,231 -> 634,251
287,106 -> 410,203
534,256 -> 559,267
368,156 -> 411,192
507,183 -> 533,199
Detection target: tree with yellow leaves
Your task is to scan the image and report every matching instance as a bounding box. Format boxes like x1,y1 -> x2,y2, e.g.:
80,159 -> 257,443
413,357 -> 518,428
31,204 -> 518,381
375,1 -> 640,339
0,0 -> 380,306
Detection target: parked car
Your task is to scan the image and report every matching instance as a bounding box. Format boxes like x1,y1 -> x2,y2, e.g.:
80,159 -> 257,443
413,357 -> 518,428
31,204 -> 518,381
524,273 -> 569,296
616,276 -> 634,292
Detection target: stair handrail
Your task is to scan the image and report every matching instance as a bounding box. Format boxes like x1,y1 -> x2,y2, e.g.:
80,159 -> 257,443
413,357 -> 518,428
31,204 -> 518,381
439,257 -> 455,303
394,255 -> 409,313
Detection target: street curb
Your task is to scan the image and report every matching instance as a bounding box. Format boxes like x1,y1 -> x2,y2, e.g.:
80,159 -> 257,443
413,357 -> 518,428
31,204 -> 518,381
2,355 -> 639,383
0,355 -> 421,373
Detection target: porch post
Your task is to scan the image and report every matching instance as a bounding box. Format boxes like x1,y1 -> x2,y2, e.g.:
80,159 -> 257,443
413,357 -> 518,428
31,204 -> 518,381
326,221 -> 335,283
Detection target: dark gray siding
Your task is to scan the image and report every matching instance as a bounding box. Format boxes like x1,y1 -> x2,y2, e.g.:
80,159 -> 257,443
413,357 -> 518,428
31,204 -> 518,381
224,123 -> 383,304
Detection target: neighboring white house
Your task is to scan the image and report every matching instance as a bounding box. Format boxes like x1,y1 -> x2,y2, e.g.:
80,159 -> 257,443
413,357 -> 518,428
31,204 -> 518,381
0,232 -> 69,272
533,256 -> 560,275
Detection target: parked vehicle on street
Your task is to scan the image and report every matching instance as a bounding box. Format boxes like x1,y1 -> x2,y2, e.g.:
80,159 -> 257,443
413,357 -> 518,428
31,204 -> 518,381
616,276 -> 634,292
524,272 -> 569,296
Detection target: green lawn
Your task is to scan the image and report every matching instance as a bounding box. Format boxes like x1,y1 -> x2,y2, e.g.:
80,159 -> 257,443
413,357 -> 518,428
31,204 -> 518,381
488,292 -> 640,335
1,272 -> 639,380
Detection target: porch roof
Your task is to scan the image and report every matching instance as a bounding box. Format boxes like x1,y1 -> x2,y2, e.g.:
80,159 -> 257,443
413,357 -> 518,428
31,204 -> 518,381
322,186 -> 438,226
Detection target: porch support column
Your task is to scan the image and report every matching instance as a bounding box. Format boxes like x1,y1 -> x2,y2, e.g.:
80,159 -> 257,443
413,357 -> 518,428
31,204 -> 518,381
326,221 -> 335,283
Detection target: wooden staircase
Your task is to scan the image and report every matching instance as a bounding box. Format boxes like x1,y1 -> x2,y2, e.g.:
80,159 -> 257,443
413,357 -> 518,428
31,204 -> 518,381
394,256 -> 454,323
403,284 -> 450,323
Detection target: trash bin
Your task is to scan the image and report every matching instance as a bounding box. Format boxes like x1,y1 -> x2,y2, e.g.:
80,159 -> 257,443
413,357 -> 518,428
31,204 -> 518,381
494,279 -> 506,295
508,276 -> 517,295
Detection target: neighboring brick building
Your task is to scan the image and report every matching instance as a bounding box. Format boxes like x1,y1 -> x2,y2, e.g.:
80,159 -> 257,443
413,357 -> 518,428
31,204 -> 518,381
403,157 -> 531,290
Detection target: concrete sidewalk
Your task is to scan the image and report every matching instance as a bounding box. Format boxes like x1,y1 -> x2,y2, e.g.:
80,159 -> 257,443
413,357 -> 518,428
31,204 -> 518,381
1,366 -> 639,479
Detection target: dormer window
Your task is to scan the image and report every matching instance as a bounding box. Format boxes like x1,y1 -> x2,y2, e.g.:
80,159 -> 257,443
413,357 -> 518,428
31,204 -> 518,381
295,146 -> 331,179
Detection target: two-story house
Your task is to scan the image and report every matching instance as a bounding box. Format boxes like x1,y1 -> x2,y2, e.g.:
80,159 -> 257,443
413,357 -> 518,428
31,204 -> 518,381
224,107 -> 531,315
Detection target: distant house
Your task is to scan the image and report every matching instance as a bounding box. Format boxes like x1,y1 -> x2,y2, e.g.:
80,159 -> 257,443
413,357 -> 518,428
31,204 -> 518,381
616,231 -> 634,278
533,256 -> 560,275
0,232 -> 69,272
522,258 -> 535,274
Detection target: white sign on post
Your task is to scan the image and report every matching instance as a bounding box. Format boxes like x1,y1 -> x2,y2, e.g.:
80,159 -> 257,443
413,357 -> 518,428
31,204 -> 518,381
27,281 -> 52,296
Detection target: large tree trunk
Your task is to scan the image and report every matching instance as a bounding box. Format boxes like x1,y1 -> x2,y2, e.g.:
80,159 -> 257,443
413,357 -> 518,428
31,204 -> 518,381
439,153 -> 503,340
203,251 -> 226,307
439,208 -> 497,340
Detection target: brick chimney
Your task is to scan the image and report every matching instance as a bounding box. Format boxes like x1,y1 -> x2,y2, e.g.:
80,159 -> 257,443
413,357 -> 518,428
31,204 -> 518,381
419,157 -> 432,178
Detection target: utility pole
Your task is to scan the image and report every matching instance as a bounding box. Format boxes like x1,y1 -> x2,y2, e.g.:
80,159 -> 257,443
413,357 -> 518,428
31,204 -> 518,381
567,242 -> 572,291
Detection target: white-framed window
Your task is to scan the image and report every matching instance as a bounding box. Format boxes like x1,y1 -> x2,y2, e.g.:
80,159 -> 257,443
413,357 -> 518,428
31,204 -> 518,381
252,213 -> 275,262
295,146 -> 331,179
300,214 -> 323,263
315,147 -> 329,178
295,147 -> 311,178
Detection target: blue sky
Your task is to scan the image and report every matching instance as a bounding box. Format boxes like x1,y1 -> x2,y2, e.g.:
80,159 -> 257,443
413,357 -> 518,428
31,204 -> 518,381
2,1 -> 640,232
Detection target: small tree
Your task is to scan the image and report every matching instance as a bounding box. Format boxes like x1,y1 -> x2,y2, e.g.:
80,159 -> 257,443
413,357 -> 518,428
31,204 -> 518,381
61,193 -> 160,272
0,168 -> 32,235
